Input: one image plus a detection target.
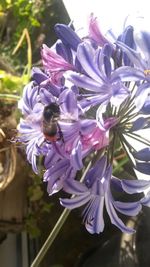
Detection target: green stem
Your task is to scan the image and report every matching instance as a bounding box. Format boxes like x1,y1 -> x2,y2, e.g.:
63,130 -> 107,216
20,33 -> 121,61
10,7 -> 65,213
0,94 -> 20,101
110,131 -> 116,164
31,208 -> 71,267
113,157 -> 129,174
30,161 -> 92,267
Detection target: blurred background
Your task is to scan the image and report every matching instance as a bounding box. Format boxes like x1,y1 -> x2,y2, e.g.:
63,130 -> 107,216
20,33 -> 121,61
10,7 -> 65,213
0,1 -> 150,267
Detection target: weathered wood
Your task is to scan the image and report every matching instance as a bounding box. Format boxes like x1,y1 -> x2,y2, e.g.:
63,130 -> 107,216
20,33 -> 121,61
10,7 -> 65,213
0,151 -> 28,232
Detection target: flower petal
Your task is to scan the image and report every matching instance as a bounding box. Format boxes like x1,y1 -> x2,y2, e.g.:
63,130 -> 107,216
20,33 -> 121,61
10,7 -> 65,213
140,192 -> 150,207
121,179 -> 150,194
59,89 -> 78,118
105,194 -> 135,233
117,41 -> 146,69
60,193 -> 91,209
135,162 -> 150,175
77,42 -> 103,83
70,140 -> 83,170
63,179 -> 88,195
133,148 -> 150,161
111,66 -> 145,82
88,13 -> 109,46
65,71 -> 102,92
85,197 -> 105,234
54,24 -> 81,51
114,201 -> 142,216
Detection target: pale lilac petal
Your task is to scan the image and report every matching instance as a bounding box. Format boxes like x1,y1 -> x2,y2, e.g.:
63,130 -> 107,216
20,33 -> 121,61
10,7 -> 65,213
31,67 -> 48,84
118,25 -> 135,66
65,71 -> 102,92
111,176 -> 123,192
111,66 -> 145,82
110,82 -> 130,106
18,82 -> 38,115
114,201 -> 142,216
59,89 -> 78,118
80,119 -> 96,135
26,141 -> 39,174
70,140 -> 83,170
134,83 -> 150,111
85,156 -> 107,188
117,41 -> 146,69
63,179 -> 88,195
135,31 -> 150,63
47,175 -> 63,195
44,150 -> 59,169
60,193 -> 91,209
40,88 -> 55,105
77,42 -> 103,83
79,94 -> 109,111
58,121 -> 79,143
133,148 -> 150,161
141,96 -> 150,114
103,55 -> 112,78
130,117 -> 146,132
136,162 -> 150,175
140,192 -> 150,207
105,194 -> 135,233
85,197 -> 105,234
121,179 -> 150,194
43,159 -> 69,181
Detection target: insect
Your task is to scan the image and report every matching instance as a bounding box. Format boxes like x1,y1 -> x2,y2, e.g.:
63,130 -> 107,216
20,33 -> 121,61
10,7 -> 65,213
42,102 -> 63,142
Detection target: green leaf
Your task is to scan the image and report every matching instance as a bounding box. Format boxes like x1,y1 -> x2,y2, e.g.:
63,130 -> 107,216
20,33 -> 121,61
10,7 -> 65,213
30,17 -> 40,27
26,216 -> 41,238
30,185 -> 44,202
41,203 -> 53,213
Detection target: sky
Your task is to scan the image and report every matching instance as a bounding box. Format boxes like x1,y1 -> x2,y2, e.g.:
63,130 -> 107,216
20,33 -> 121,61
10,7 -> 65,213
63,0 -> 150,35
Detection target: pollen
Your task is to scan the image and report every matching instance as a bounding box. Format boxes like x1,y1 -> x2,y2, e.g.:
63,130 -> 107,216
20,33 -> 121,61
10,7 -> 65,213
144,69 -> 150,76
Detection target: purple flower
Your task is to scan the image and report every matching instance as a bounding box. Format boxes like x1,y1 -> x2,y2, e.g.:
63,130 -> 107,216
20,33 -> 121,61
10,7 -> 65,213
17,15 -> 150,236
60,156 -> 142,234
64,41 -> 142,108
18,81 -> 39,116
18,102 -> 45,173
41,44 -> 75,85
117,39 -> 150,111
44,156 -> 76,195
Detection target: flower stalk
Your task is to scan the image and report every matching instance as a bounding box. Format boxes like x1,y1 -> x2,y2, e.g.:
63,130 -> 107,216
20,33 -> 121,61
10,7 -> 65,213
31,207 -> 71,267
31,161 -> 92,267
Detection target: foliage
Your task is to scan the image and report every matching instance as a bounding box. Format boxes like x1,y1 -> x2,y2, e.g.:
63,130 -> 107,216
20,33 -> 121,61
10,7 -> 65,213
0,0 -> 51,68
26,173 -> 53,238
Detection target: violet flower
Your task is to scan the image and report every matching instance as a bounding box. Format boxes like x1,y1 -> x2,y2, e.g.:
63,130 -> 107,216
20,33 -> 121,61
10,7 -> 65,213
17,15 -> 150,236
65,41 -> 145,110
60,156 -> 146,234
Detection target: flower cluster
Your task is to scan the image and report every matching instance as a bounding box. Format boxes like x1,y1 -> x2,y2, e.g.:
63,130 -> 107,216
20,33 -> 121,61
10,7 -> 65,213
17,14 -> 150,234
